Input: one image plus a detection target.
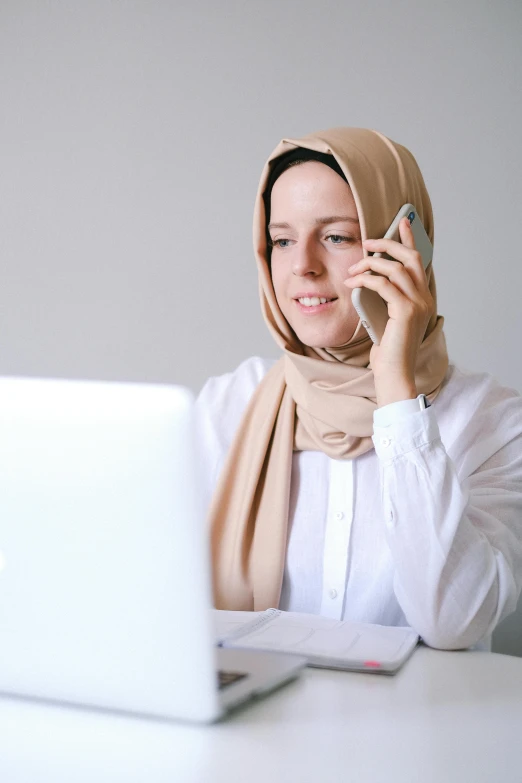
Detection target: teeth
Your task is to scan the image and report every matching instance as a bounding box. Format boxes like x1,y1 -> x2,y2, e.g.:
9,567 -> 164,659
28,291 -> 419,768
298,297 -> 330,306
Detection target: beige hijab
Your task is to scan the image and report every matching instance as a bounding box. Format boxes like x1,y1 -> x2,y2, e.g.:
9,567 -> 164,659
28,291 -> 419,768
209,127 -> 448,610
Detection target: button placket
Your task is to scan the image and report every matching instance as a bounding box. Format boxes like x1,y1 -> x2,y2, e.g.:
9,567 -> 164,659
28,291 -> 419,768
321,459 -> 354,619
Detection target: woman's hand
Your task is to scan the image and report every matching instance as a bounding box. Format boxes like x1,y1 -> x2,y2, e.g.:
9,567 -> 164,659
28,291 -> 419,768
343,217 -> 435,408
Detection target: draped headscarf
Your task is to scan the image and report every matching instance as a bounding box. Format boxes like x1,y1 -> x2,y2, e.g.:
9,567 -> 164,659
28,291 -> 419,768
209,127 -> 448,610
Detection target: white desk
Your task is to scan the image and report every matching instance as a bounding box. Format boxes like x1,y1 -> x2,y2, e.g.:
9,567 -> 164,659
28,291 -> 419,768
1,647 -> 522,783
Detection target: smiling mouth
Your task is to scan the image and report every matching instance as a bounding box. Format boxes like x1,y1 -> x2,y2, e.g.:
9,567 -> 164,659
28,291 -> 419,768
296,296 -> 337,307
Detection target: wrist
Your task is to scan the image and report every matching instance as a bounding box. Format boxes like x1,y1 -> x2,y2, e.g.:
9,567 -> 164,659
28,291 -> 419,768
375,378 -> 417,409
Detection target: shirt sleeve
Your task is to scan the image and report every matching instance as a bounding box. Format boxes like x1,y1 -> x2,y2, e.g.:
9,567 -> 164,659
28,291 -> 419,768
372,390 -> 522,650
373,397 -> 421,427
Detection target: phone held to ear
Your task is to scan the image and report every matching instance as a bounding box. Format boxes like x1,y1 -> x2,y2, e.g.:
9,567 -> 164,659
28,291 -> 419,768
351,204 -> 433,345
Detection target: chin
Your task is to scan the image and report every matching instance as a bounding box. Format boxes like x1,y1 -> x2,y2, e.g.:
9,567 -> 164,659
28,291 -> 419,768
293,328 -> 350,349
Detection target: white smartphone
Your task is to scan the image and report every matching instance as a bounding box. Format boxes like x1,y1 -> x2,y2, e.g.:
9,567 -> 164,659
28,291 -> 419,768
351,203 -> 433,345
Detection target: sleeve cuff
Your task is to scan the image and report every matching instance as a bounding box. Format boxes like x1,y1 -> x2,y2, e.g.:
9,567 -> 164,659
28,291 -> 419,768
373,397 -> 423,428
373,405 -> 440,462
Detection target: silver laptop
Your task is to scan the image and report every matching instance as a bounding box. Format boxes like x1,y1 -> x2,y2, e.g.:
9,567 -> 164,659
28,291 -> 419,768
0,376 -> 304,723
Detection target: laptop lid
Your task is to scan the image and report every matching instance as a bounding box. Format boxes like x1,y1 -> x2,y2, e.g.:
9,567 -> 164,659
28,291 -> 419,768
0,376 -> 221,722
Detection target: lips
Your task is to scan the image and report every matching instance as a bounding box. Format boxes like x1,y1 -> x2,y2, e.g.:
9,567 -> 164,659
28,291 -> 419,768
294,294 -> 338,309
294,297 -> 337,314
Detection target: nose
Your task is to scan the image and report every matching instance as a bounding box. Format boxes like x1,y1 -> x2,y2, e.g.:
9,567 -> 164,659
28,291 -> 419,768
291,236 -> 324,277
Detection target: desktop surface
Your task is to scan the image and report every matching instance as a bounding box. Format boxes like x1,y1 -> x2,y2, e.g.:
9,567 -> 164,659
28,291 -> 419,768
1,646 -> 522,783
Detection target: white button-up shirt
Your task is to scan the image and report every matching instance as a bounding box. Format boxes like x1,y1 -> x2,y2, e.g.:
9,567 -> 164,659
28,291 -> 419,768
195,357 -> 522,650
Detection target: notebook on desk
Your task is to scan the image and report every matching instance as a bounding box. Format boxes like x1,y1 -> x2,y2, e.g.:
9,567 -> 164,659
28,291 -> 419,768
215,609 -> 419,674
0,376 -> 305,723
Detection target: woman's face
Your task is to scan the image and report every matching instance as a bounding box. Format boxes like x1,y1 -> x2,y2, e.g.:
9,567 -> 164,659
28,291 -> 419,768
268,161 -> 362,348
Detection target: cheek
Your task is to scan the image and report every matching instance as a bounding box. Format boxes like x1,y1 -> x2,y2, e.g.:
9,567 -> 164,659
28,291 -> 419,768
270,262 -> 285,300
333,252 -> 363,291
340,246 -> 363,273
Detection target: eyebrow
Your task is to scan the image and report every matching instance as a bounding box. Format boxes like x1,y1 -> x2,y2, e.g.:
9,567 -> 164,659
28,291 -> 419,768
268,215 -> 359,230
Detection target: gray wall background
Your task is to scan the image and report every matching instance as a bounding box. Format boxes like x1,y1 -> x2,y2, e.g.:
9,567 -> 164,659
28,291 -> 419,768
1,0 -> 521,654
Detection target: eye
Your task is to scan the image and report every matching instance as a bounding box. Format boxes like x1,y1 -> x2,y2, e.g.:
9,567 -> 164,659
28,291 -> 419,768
326,234 -> 356,245
269,238 -> 293,249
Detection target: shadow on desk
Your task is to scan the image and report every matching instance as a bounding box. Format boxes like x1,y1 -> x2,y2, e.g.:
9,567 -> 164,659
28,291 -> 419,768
492,592 -> 522,657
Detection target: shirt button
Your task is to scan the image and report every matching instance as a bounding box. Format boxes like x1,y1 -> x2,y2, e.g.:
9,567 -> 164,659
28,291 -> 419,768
329,589 -> 338,600
381,437 -> 392,448
335,511 -> 344,521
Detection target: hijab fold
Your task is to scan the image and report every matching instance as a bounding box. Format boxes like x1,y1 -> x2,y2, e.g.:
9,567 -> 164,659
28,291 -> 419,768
209,127 -> 448,610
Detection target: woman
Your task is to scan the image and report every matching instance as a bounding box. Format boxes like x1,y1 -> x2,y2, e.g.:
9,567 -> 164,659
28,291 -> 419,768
196,127 -> 522,650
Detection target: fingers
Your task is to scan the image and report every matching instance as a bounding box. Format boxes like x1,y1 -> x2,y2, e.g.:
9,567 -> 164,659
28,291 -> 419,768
345,258 -> 419,299
363,217 -> 427,291
344,268 -> 425,314
345,256 -> 419,300
398,215 -> 416,251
